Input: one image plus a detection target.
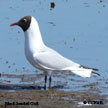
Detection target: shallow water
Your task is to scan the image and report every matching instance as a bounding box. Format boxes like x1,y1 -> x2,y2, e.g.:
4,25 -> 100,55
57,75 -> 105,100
0,0 -> 108,106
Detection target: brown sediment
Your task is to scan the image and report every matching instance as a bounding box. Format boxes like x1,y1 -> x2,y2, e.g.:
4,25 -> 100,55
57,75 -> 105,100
0,86 -> 107,108
50,2 -> 55,9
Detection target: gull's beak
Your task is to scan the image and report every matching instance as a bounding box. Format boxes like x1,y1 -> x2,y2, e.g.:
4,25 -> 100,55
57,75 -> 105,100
10,22 -> 19,26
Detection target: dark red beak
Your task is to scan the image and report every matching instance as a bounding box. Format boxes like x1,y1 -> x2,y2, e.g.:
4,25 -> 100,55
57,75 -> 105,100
10,22 -> 19,26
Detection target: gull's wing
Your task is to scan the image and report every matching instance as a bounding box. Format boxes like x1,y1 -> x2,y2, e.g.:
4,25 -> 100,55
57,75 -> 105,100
33,47 -> 99,78
34,47 -> 80,71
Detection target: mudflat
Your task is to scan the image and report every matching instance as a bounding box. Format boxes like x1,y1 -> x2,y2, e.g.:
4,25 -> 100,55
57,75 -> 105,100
0,85 -> 107,108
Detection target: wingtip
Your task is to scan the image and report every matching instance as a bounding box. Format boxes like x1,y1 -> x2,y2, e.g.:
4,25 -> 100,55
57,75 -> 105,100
92,71 -> 100,76
80,65 -> 99,71
92,68 -> 99,71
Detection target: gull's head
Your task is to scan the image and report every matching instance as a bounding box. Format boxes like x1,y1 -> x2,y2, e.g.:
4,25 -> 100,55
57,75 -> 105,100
10,16 -> 32,32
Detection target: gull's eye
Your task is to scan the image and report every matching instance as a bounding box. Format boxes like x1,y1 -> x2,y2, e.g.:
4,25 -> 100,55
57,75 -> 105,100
23,18 -> 27,22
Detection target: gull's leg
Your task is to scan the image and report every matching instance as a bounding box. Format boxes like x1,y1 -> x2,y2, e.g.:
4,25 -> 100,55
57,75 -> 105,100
44,75 -> 47,90
49,76 -> 52,89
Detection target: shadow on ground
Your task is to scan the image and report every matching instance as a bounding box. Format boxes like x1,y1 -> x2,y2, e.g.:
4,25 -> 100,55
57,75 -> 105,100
0,84 -> 64,91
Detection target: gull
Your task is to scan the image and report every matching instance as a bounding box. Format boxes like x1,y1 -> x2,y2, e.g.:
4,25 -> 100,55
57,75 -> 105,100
10,16 -> 100,89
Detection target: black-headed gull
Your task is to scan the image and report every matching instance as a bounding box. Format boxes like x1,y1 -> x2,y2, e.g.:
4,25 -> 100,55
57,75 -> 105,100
10,16 -> 100,89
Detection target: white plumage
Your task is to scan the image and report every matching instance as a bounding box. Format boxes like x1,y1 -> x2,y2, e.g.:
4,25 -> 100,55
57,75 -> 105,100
24,16 -> 94,77
11,16 -> 99,88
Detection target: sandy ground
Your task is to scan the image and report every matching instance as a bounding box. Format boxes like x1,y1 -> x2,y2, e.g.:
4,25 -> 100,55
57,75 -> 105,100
0,84 -> 107,108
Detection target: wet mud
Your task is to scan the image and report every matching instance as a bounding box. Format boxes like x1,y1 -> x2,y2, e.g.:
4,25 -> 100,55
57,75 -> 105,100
0,87 -> 107,108
0,71 -> 108,108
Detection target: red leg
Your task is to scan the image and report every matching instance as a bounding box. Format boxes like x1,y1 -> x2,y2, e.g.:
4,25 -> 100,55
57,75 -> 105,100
49,76 -> 52,89
44,75 -> 47,90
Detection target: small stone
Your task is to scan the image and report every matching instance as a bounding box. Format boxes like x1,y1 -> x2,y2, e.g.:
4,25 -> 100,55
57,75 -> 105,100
8,66 -> 11,68
6,61 -> 8,64
50,2 -> 55,9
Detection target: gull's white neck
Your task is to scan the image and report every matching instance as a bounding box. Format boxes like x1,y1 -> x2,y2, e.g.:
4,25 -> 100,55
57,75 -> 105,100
24,17 -> 45,53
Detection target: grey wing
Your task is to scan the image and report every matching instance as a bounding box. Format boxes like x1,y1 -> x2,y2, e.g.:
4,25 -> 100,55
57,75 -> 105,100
34,47 -> 80,70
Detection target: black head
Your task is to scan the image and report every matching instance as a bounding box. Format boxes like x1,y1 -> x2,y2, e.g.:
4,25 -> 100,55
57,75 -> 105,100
10,16 -> 31,32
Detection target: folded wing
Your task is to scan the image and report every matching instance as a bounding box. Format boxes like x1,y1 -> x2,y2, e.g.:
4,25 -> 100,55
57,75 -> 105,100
34,47 -> 80,71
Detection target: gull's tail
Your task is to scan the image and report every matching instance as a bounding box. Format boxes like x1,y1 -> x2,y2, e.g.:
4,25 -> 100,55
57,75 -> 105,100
66,65 -> 100,78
